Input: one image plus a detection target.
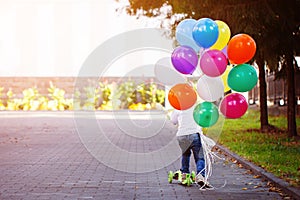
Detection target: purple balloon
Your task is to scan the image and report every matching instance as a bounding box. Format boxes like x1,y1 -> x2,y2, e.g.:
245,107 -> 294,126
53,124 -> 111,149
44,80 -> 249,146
200,49 -> 227,77
221,46 -> 228,58
171,46 -> 198,75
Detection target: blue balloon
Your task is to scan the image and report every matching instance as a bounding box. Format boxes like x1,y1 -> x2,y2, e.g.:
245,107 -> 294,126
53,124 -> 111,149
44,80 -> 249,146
192,18 -> 219,49
175,19 -> 201,52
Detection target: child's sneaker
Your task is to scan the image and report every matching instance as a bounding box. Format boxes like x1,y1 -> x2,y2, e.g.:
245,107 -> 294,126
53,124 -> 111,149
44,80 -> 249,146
181,173 -> 187,182
173,170 -> 182,180
195,173 -> 213,190
191,171 -> 196,182
204,182 -> 213,190
195,173 -> 205,187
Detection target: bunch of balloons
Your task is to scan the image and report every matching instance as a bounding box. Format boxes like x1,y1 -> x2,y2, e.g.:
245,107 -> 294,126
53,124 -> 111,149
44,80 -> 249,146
168,17 -> 258,128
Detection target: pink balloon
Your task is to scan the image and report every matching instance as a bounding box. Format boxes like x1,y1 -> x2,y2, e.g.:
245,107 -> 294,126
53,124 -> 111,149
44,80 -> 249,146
200,49 -> 228,77
220,93 -> 248,119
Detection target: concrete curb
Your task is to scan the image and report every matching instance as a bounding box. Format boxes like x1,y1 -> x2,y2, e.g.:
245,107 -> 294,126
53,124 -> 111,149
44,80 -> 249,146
216,144 -> 300,200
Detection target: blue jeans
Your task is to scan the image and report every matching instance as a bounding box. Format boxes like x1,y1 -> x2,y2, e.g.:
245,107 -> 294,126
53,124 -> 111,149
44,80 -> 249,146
177,133 -> 205,176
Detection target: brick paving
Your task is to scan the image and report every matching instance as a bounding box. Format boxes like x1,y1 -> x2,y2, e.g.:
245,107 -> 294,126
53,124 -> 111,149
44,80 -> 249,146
0,111 -> 284,200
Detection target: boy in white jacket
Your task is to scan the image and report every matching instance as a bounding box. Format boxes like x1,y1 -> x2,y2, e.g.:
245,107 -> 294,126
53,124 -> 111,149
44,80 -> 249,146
170,106 -> 212,188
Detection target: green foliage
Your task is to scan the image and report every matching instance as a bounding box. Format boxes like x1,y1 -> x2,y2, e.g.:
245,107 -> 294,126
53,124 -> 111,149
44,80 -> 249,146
82,86 -> 97,110
115,79 -> 136,109
0,87 -> 4,110
99,82 -> 112,103
0,80 -> 165,110
219,109 -> 300,187
21,87 -> 40,110
6,89 -> 21,111
48,81 -> 71,110
113,79 -> 165,109
123,0 -> 300,68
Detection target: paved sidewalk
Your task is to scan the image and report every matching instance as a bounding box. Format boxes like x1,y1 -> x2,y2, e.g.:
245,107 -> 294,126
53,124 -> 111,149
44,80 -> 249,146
0,111 -> 289,199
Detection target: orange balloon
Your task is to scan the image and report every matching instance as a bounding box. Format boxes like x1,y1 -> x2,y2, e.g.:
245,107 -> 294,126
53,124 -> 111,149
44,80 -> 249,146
168,83 -> 197,110
227,34 -> 256,64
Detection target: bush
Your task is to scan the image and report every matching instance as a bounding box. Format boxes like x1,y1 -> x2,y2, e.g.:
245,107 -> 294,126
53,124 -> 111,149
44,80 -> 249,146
0,80 -> 165,111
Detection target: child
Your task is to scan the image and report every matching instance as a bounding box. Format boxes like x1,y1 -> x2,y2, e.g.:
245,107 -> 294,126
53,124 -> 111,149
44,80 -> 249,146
170,106 -> 212,188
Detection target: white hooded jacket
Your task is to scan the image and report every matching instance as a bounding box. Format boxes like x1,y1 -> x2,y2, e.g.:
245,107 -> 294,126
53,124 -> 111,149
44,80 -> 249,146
170,106 -> 202,136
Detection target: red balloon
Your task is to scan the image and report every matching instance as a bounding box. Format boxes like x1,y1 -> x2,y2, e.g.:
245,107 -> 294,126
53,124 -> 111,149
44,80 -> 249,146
227,34 -> 256,64
168,83 -> 197,110
220,93 -> 248,119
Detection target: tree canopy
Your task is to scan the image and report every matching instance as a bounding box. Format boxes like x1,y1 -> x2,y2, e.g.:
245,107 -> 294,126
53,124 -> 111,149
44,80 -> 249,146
120,0 -> 300,136
123,0 -> 300,69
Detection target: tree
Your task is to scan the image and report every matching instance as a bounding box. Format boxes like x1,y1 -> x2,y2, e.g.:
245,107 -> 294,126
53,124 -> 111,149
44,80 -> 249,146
119,0 -> 300,137
267,1 -> 300,137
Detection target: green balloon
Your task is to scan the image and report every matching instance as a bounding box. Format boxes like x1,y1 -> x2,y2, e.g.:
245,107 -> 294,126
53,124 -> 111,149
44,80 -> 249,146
193,102 -> 219,128
227,64 -> 258,92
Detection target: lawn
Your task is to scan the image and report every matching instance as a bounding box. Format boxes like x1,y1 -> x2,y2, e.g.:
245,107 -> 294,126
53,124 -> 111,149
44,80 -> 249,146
218,108 -> 300,187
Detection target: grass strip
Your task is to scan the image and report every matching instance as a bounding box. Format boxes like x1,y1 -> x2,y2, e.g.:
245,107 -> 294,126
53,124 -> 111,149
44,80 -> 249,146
218,108 -> 300,187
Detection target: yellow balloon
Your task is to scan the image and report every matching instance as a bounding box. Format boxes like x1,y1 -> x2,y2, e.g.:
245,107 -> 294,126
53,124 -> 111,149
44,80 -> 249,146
221,65 -> 233,92
210,20 -> 231,50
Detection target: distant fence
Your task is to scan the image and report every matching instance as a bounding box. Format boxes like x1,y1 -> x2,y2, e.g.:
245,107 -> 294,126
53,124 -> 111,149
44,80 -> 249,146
248,72 -> 300,106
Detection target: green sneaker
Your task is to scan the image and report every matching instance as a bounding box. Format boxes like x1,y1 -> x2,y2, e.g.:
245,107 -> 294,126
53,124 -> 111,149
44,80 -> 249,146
191,171 -> 196,182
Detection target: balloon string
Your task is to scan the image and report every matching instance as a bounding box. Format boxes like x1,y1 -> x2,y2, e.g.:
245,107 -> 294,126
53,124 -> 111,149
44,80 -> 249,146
189,71 -> 204,81
199,132 -> 225,187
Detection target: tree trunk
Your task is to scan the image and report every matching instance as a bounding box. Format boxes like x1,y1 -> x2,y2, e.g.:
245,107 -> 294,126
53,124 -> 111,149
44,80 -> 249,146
256,52 -> 269,132
286,53 -> 297,137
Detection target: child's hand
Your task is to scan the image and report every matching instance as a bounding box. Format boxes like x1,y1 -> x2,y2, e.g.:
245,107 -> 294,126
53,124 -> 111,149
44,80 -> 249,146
166,109 -> 173,120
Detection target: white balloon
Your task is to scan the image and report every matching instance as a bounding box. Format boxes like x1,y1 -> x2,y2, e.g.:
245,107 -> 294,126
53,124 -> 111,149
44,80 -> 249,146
154,57 -> 186,86
197,75 -> 224,102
